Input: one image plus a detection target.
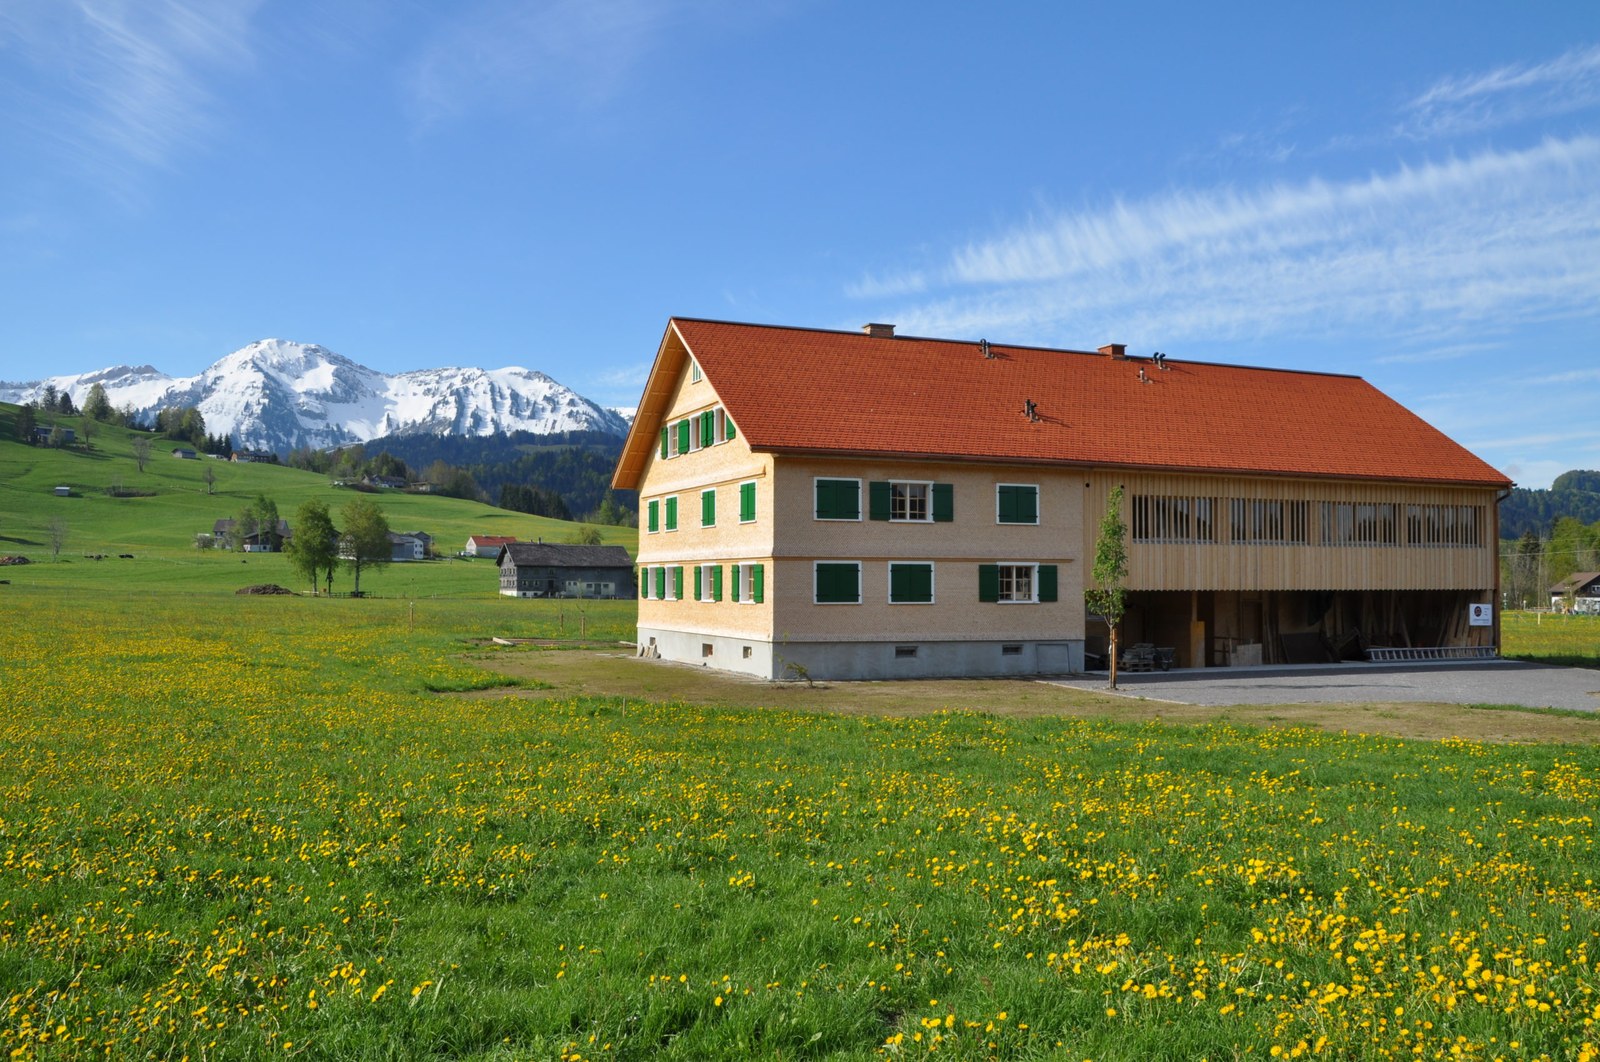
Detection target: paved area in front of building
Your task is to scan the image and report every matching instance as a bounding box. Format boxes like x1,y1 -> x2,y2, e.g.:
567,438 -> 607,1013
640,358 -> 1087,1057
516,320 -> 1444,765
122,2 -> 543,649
1048,659 -> 1600,712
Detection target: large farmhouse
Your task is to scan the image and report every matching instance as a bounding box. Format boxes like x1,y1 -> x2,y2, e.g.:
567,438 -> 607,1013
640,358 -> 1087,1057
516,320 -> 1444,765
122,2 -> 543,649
611,318 -> 1511,680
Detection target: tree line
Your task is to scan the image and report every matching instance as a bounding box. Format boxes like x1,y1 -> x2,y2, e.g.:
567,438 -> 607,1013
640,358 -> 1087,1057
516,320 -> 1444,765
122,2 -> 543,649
1498,470 -> 1600,539
1501,515 -> 1600,609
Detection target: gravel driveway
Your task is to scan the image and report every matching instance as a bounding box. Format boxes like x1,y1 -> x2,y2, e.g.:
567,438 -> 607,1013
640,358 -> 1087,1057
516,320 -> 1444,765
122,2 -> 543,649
1048,659 -> 1600,712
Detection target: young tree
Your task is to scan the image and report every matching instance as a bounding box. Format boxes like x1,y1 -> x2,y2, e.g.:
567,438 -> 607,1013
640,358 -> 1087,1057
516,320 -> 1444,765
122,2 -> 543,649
46,516 -> 68,561
339,497 -> 391,596
201,462 -> 216,495
1084,486 -> 1129,690
56,391 -> 75,415
238,494 -> 280,551
41,384 -> 58,412
287,500 -> 338,594
131,436 -> 152,472
15,403 -> 36,442
569,525 -> 603,545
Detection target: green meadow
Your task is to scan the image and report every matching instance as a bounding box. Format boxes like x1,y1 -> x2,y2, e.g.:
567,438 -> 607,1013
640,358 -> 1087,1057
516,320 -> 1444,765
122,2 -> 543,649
0,403 -> 633,598
3,405 -> 1599,1060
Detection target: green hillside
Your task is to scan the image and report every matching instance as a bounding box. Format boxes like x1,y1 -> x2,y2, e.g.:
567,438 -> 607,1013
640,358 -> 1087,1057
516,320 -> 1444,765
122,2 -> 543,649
0,402 -> 636,597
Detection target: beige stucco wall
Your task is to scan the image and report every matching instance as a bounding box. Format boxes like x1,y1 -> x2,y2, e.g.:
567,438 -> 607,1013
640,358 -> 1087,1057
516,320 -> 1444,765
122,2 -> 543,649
634,358 -> 775,639
767,457 -> 1086,644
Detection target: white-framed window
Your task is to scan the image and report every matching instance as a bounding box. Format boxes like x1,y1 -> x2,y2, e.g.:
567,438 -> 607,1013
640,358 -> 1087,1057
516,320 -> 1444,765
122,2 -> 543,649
731,562 -> 765,604
697,563 -> 720,602
714,408 -> 727,444
890,480 -> 932,522
814,561 -> 862,604
996,483 -> 1039,525
887,562 -> 934,604
998,563 -> 1035,603
690,358 -> 702,383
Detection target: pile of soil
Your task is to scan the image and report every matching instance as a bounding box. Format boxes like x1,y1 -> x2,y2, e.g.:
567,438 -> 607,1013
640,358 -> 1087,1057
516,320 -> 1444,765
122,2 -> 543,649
236,583 -> 295,595
0,555 -> 32,566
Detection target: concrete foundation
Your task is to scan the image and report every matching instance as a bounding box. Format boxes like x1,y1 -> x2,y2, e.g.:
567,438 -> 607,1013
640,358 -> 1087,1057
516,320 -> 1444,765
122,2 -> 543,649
638,627 -> 1084,680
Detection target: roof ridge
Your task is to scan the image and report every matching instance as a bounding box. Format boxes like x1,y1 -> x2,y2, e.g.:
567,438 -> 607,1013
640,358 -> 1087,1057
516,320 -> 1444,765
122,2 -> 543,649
669,315 -> 1365,382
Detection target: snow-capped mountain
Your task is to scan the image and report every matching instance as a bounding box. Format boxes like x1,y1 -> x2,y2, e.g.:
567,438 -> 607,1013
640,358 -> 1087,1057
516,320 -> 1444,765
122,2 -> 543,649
0,339 -> 630,453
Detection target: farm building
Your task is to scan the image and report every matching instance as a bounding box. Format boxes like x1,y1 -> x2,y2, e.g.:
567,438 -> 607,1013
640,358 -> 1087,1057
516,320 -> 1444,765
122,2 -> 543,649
612,318 -> 1512,680
496,543 -> 635,599
388,532 -> 430,562
172,448 -> 197,459
1550,572 -> 1600,614
211,517 -> 291,552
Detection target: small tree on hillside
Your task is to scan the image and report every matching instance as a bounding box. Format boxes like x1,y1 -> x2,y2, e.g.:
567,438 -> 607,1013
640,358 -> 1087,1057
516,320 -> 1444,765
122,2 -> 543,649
201,462 -> 216,495
46,516 -> 68,562
15,404 -> 36,442
339,497 -> 391,596
131,436 -> 151,473
1084,486 -> 1129,690
287,499 -> 338,595
570,525 -> 603,546
82,382 -> 112,422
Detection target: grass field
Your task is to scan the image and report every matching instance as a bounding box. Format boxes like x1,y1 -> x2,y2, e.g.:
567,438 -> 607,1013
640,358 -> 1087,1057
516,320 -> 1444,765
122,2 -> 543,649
1502,611 -> 1600,669
0,404 -> 636,599
5,409 -> 1600,1058
2,586 -> 1598,1060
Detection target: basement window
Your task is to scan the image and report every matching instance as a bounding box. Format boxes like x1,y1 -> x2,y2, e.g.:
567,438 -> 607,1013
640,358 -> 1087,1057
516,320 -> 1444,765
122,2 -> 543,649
701,643 -> 714,658
895,645 -> 919,659
1001,644 -> 1024,656
742,646 -> 753,659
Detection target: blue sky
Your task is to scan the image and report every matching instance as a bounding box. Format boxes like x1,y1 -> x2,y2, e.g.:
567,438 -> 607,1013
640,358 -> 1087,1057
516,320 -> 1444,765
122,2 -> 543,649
1,1 -> 1596,488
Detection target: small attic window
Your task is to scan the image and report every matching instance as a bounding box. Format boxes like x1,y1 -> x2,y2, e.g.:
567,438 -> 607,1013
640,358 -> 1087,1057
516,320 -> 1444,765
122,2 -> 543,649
690,359 -> 702,383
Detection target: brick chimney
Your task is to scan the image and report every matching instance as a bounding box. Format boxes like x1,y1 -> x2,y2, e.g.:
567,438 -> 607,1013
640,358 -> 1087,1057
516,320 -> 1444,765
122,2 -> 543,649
1099,343 -> 1127,359
862,323 -> 896,338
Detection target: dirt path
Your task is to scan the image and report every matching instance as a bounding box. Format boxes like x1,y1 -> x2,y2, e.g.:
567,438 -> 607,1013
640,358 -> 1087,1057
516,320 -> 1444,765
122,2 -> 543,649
464,647 -> 1600,744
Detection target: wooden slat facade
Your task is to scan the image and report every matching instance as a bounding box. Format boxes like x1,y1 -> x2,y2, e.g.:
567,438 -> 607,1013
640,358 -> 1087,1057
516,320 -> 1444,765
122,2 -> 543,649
1083,471 -> 1499,592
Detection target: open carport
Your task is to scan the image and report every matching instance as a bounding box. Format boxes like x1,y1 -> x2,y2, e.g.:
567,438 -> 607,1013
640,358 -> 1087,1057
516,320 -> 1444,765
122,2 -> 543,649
1049,659 -> 1600,712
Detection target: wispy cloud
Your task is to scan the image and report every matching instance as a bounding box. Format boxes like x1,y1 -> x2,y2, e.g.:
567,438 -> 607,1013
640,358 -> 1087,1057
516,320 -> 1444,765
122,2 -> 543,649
852,137 -> 1600,353
1401,42 -> 1600,139
406,0 -> 760,128
0,0 -> 261,177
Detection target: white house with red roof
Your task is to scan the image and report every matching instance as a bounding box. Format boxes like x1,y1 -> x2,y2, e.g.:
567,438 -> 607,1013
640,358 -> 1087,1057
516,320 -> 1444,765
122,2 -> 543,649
464,534 -> 517,558
612,318 -> 1511,680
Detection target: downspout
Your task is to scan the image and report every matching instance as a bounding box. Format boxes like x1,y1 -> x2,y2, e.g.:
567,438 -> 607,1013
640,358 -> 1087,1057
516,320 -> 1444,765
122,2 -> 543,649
1493,487 -> 1511,656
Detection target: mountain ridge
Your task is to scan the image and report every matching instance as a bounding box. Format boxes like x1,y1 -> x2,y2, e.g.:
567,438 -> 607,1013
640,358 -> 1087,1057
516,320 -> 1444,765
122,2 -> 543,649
0,338 -> 629,454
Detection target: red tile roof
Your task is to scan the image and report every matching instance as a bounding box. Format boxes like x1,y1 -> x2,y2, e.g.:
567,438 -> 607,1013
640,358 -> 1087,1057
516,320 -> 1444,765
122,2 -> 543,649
616,319 -> 1511,490
468,535 -> 518,546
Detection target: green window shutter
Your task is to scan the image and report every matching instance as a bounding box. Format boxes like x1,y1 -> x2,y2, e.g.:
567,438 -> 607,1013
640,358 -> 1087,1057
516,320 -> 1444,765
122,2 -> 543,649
694,566 -> 703,600
731,564 -> 742,602
740,482 -> 756,522
815,479 -> 859,520
978,564 -> 1000,603
702,489 -> 715,527
752,563 -> 764,604
712,565 -> 723,602
659,428 -> 669,459
665,496 -> 677,531
890,563 -> 933,603
654,567 -> 666,599
701,410 -> 714,445
676,420 -> 690,454
638,566 -> 647,598
1038,564 -> 1058,602
869,481 -> 891,521
1020,486 -> 1038,524
816,563 -> 858,603
933,483 -> 954,522
647,499 -> 659,533
725,416 -> 736,440
672,566 -> 683,599
997,485 -> 1014,524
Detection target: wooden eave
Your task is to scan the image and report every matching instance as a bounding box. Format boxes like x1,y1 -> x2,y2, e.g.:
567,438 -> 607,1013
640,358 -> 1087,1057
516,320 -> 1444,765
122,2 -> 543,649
611,321 -> 691,492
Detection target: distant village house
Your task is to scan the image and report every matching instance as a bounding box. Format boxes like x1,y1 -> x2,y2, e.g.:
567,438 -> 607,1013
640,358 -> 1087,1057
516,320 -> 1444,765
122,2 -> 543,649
465,535 -> 517,558
1550,572 -> 1600,614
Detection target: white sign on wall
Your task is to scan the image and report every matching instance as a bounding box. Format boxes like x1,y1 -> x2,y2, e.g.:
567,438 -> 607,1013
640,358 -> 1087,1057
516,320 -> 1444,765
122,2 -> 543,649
1468,603 -> 1493,627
